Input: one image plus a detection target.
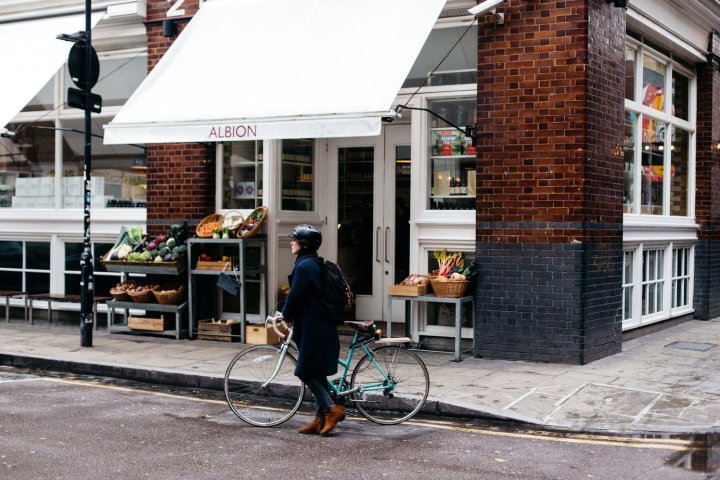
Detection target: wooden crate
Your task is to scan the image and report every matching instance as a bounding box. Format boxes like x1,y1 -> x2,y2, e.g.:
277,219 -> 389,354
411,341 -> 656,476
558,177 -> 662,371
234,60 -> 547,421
128,315 -> 171,332
245,324 -> 281,345
195,260 -> 228,271
388,284 -> 428,297
198,319 -> 241,342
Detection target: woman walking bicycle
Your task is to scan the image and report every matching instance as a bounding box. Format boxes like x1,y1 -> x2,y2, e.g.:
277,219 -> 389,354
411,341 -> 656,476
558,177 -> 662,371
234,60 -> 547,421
280,224 -> 345,435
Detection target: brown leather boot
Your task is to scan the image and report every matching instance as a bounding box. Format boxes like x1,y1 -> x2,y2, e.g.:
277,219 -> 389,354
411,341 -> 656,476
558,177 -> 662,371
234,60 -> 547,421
319,405 -> 346,436
298,415 -> 324,434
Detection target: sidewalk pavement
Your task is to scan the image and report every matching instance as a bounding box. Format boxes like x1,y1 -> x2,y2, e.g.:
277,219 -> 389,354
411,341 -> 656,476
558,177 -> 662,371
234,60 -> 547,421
1,316 -> 719,434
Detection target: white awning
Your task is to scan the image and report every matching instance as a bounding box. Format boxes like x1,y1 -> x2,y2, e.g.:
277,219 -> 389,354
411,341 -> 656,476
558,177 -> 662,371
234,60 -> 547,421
104,0 -> 445,144
0,13 -> 103,130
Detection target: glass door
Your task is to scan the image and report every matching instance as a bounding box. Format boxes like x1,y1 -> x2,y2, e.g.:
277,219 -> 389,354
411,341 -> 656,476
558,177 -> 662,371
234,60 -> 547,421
329,124 -> 410,321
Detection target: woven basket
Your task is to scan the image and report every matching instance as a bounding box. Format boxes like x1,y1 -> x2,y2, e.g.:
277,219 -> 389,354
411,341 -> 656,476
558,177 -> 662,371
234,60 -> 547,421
154,283 -> 186,305
196,213 -> 224,238
109,286 -> 133,302
127,287 -> 157,303
429,279 -> 469,298
235,206 -> 268,239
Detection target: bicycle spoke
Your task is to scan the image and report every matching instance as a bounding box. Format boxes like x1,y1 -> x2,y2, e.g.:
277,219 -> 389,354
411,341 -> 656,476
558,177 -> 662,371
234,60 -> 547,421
350,346 -> 429,425
224,345 -> 304,427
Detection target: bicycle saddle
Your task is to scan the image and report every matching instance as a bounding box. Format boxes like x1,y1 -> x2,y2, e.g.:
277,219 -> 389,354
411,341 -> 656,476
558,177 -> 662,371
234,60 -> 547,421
343,320 -> 375,333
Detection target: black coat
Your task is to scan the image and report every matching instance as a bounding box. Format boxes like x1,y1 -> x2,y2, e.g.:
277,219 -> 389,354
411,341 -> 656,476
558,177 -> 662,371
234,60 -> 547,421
281,252 -> 339,378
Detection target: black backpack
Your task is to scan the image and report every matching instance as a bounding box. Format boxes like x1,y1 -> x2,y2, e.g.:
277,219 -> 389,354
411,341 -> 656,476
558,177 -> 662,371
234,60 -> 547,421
312,257 -> 353,318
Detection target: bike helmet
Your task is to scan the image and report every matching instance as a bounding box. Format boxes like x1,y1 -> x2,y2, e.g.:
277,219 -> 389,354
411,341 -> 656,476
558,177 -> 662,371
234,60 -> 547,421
289,224 -> 322,251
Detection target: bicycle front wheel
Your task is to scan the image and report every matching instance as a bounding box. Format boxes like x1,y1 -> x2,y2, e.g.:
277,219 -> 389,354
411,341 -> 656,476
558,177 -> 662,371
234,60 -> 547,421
350,345 -> 429,425
224,345 -> 305,427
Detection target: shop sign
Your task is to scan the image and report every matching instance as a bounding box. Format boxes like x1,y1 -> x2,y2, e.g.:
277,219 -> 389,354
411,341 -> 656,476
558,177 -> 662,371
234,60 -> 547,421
208,124 -> 258,140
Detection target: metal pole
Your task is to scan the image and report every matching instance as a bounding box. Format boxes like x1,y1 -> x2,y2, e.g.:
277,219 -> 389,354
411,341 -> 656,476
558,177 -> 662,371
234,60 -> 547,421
79,0 -> 93,347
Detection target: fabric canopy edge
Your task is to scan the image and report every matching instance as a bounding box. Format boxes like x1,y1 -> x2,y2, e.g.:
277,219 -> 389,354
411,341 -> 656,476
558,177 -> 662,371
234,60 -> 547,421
103,113 -> 392,144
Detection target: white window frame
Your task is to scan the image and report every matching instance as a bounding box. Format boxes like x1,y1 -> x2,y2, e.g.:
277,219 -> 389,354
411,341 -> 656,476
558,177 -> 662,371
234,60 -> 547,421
623,38 -> 696,223
623,241 -> 694,330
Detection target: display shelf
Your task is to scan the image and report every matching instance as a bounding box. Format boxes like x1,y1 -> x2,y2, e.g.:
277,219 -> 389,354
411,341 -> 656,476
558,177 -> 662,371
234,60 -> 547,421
187,236 -> 267,342
107,300 -> 188,340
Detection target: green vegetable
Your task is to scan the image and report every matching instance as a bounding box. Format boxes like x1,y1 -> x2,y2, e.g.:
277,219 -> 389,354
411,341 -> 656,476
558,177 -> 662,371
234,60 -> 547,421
158,242 -> 167,250
158,247 -> 170,257
127,227 -> 144,246
166,237 -> 176,249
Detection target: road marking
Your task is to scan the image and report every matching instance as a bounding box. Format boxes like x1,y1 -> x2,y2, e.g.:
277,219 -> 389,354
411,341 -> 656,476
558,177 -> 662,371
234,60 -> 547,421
37,376 -> 700,451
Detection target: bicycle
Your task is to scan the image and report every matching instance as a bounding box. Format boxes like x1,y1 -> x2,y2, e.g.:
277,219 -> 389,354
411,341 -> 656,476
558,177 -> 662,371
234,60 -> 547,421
224,313 -> 429,427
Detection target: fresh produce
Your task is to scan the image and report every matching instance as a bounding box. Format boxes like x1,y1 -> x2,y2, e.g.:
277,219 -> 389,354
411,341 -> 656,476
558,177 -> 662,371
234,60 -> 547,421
433,249 -> 464,276
197,222 -> 220,237
400,274 -> 428,286
105,222 -> 188,264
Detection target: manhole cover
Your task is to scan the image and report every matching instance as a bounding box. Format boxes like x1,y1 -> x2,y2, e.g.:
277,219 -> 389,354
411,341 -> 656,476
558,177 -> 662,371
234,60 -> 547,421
666,341 -> 717,352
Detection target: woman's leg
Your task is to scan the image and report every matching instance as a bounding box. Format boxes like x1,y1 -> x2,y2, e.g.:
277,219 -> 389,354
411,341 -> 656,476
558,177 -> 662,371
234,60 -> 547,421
302,376 -> 334,414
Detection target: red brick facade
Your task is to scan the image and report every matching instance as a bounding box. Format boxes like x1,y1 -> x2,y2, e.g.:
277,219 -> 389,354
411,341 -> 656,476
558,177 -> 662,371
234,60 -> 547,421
145,1 -> 214,236
474,0 -> 625,363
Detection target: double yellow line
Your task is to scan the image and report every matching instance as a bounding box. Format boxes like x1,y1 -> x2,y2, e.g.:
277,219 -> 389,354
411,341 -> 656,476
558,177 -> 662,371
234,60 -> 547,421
44,376 -> 700,452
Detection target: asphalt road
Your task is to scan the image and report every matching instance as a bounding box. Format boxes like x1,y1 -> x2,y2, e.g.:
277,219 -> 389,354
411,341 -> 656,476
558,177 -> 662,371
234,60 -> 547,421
0,367 -> 711,480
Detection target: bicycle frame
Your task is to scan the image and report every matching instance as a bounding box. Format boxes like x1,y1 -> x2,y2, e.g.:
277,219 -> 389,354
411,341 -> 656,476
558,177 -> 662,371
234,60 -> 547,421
327,330 -> 394,399
269,315 -> 395,399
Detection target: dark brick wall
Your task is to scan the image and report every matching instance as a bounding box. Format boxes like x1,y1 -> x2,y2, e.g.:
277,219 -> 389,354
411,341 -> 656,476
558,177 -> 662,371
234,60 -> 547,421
694,31 -> 720,320
474,0 -> 624,363
144,1 -> 214,236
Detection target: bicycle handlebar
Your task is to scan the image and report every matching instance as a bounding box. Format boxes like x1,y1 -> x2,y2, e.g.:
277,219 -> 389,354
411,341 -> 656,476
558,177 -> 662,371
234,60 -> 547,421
268,311 -> 290,339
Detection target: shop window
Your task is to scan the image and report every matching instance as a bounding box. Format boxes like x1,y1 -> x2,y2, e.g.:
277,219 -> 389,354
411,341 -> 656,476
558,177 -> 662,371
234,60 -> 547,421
64,242 -> 125,296
670,127 -> 689,216
0,240 -> 50,293
280,139 -> 314,211
427,98 -> 476,211
672,247 -> 691,309
623,112 -> 636,213
640,119 -> 666,215
222,141 -> 263,210
642,248 -> 664,316
622,250 -> 633,322
60,118 -> 146,208
1,122 -> 55,208
625,46 -> 636,101
624,41 -> 695,219
671,70 -> 689,121
642,56 -> 665,112
403,26 -> 477,88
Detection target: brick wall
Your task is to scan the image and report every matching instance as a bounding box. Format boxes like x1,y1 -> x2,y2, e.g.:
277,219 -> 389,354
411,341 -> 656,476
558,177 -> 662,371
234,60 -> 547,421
145,1 -> 214,235
474,0 -> 624,363
694,32 -> 720,320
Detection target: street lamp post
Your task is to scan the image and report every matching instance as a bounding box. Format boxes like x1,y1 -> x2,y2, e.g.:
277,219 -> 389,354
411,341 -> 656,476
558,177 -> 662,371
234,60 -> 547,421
58,0 -> 101,347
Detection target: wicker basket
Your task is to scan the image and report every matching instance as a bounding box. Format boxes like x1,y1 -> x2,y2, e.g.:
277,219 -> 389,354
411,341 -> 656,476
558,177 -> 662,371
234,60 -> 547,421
154,283 -> 186,305
429,279 -> 469,298
109,284 -> 135,302
235,206 -> 268,239
127,287 -> 158,303
196,213 -> 224,238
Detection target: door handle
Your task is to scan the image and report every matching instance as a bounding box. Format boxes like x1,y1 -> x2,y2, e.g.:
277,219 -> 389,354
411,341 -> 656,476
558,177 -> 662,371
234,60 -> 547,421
376,227 -> 381,262
385,226 -> 390,263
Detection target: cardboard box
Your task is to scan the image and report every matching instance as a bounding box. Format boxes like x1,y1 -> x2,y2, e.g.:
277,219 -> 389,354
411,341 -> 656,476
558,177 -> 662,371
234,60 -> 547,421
128,315 -> 171,331
26,178 -> 40,197
389,284 -> 428,297
245,324 -> 281,345
39,177 -> 54,195
198,319 -> 241,342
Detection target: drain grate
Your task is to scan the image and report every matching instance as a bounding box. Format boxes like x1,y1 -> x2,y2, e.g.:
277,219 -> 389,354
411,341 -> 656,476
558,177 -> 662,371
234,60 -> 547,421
666,341 -> 717,352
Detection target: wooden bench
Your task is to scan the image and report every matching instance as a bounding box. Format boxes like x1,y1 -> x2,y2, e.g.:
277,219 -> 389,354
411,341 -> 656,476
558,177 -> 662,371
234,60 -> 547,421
27,294 -> 113,329
0,290 -> 28,323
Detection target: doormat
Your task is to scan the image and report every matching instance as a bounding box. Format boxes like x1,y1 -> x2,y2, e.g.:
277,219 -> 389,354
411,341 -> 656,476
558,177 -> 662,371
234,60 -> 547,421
665,341 -> 717,352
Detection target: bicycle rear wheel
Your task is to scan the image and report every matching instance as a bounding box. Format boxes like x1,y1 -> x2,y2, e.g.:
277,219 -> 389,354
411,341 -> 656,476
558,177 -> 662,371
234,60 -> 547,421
350,345 -> 429,425
224,345 -> 305,427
